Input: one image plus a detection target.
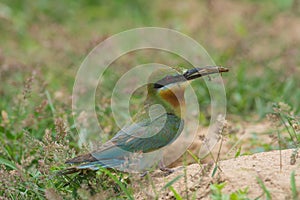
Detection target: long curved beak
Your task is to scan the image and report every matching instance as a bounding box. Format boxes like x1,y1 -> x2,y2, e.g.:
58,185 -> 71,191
183,66 -> 229,80
154,66 -> 229,88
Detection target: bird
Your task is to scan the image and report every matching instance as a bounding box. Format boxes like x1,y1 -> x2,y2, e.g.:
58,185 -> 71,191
63,66 -> 229,174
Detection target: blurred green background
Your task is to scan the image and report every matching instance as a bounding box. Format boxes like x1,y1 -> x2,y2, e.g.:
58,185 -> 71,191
0,0 -> 299,199
1,0 -> 299,118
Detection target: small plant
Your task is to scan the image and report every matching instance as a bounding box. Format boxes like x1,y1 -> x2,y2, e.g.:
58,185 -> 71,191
98,168 -> 133,200
290,171 -> 299,200
257,177 -> 272,200
162,175 -> 184,200
210,182 -> 250,200
267,102 -> 300,165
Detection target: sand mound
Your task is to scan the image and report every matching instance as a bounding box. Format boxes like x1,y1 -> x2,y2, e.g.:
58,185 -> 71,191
135,149 -> 300,199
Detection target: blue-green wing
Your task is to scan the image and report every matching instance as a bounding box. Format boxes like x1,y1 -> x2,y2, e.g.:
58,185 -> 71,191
91,113 -> 184,161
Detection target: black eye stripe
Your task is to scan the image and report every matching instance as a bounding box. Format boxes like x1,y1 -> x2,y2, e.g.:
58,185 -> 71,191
153,83 -> 164,89
154,74 -> 185,89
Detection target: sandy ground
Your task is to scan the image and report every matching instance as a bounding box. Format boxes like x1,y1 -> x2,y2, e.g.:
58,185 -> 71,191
134,120 -> 300,199
135,149 -> 300,199
166,120 -> 274,168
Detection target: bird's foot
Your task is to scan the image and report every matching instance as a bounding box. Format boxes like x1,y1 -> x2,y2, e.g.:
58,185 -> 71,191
140,171 -> 149,177
158,161 -> 174,176
139,163 -> 175,177
159,166 -> 174,176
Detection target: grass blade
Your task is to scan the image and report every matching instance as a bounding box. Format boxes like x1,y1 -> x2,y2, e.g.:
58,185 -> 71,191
0,157 -> 17,170
161,174 -> 183,191
101,168 -> 134,200
187,150 -> 200,164
257,177 -> 271,200
291,171 -> 298,200
169,186 -> 183,200
46,90 -> 56,115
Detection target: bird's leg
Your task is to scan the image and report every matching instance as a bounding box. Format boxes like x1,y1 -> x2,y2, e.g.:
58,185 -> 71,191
140,171 -> 148,177
158,160 -> 174,175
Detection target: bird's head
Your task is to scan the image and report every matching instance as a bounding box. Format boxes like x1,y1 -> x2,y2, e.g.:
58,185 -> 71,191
146,66 -> 229,117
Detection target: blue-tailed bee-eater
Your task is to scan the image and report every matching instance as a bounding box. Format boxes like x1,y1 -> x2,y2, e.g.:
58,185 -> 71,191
64,66 -> 228,173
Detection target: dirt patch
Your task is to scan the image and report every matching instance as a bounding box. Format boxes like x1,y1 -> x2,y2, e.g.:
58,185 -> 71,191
135,149 -> 300,199
165,120 -> 273,168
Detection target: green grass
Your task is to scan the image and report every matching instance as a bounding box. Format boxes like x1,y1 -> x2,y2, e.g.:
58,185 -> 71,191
268,102 -> 300,151
210,182 -> 250,200
257,177 -> 272,200
290,171 -> 299,200
0,0 -> 300,199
